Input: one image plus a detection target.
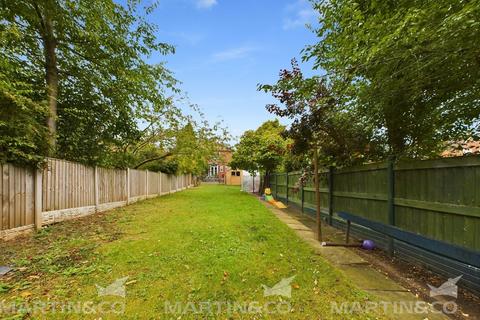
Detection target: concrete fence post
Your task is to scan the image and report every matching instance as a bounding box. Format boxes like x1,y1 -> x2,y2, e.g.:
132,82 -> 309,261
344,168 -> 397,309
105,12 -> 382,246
126,168 -> 130,205
94,166 -> 99,211
34,168 -> 43,230
158,172 -> 162,196
145,169 -> 149,198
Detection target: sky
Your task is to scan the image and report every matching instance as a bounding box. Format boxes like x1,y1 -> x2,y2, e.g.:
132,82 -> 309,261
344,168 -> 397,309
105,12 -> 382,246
146,0 -> 319,139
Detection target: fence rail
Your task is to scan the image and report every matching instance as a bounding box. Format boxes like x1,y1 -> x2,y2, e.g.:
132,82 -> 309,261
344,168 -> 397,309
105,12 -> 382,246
268,155 -> 480,294
0,158 -> 193,239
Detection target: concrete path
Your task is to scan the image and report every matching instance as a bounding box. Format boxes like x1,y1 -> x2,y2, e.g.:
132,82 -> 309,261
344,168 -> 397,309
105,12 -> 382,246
260,198 -> 450,320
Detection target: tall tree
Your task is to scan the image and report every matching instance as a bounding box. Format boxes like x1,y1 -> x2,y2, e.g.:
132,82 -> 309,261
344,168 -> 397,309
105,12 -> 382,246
0,26 -> 50,165
231,120 -> 288,177
259,60 -> 381,241
259,60 -> 381,168
305,0 -> 480,157
0,0 -> 177,163
231,120 -> 289,192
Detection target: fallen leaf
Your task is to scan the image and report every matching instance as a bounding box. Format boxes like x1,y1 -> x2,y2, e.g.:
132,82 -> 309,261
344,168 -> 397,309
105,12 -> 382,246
222,271 -> 229,283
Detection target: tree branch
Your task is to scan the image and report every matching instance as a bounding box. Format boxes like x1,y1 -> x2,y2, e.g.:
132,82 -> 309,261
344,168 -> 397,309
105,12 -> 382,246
133,152 -> 173,169
31,1 -> 46,38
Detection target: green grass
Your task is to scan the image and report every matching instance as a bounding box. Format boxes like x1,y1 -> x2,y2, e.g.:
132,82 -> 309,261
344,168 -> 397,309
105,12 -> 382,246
0,185 -> 381,319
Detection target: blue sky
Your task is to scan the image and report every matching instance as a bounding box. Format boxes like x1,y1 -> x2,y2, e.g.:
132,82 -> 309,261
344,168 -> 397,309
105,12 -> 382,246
147,0 -> 319,138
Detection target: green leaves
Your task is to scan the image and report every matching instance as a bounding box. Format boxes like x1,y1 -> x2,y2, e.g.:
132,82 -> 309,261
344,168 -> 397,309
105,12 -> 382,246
231,120 -> 288,174
306,0 -> 480,158
0,0 -> 180,167
260,60 -> 380,168
0,43 -> 50,167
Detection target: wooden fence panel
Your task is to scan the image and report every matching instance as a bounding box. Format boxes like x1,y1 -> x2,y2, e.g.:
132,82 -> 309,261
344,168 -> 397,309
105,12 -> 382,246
98,168 -> 127,204
129,169 -> 146,198
270,174 -> 277,196
333,164 -> 388,224
269,156 -> 480,251
42,159 -> 95,212
302,171 -> 329,212
275,173 -> 287,198
1,158 -> 192,239
0,164 -> 35,231
162,173 -> 170,193
170,175 -> 177,192
148,171 -> 160,195
287,172 -> 302,205
178,175 -> 183,189
395,158 -> 480,250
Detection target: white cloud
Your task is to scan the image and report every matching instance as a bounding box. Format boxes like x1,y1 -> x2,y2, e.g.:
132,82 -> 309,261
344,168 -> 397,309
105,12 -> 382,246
196,0 -> 217,9
211,46 -> 256,62
283,0 -> 317,30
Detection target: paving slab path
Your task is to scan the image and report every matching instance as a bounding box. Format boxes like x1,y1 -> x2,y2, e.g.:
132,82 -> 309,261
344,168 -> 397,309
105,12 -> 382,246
259,197 -> 450,320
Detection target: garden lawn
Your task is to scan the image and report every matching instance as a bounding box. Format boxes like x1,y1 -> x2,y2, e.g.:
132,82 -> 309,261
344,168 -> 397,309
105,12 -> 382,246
0,185 -> 382,319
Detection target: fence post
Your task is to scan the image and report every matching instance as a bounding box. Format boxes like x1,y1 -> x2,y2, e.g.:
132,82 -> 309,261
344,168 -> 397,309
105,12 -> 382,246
159,172 -> 162,195
285,172 -> 289,204
275,174 -> 278,199
387,157 -> 396,257
94,166 -> 99,211
328,166 -> 334,226
301,182 -> 305,213
34,168 -> 43,230
272,173 -> 275,191
145,170 -> 148,198
126,168 -> 130,205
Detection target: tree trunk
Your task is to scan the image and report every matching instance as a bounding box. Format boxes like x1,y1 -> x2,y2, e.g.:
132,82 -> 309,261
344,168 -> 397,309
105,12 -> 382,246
43,15 -> 58,151
258,174 -> 263,196
264,170 -> 270,189
314,148 -> 323,241
252,173 -> 255,193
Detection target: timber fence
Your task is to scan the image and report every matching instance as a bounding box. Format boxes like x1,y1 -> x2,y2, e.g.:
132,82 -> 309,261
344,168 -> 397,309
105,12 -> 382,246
267,155 -> 480,294
0,158 -> 193,240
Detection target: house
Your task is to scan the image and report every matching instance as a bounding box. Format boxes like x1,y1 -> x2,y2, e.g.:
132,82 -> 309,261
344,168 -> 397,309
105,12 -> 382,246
441,139 -> 480,157
205,148 -> 233,182
205,148 -> 243,185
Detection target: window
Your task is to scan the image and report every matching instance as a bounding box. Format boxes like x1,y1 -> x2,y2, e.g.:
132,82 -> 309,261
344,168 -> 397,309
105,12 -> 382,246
236,171 -> 241,176
231,171 -> 236,176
